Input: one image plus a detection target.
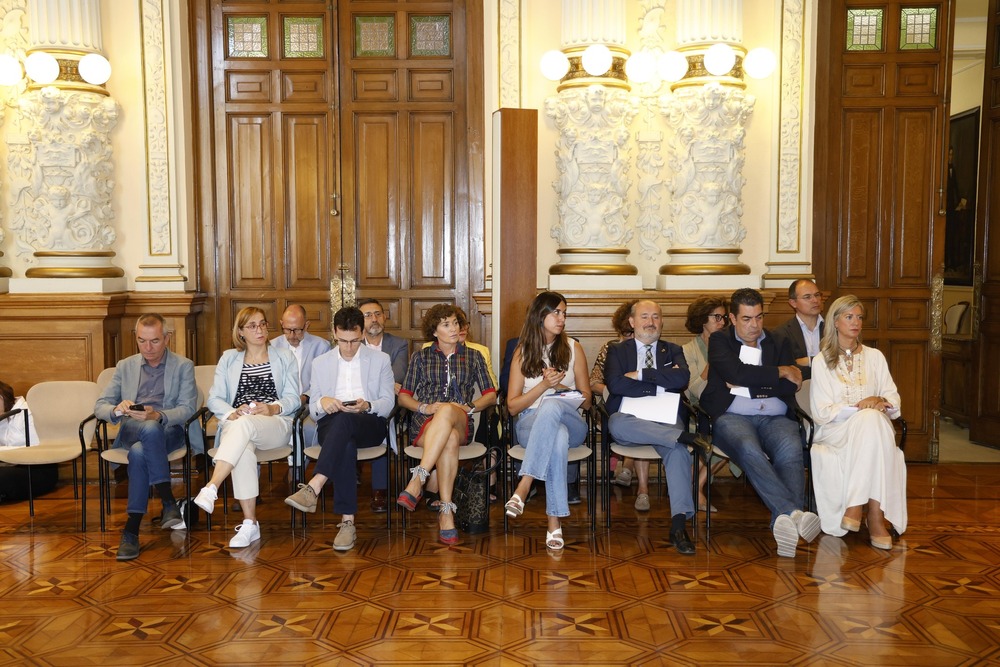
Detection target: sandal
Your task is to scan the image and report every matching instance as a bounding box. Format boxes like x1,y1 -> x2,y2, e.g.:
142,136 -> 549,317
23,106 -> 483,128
504,493 -> 524,518
546,527 -> 564,551
396,489 -> 422,512
438,501 -> 459,545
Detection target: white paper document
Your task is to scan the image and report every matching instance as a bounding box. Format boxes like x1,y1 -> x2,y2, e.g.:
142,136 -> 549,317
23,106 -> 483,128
620,392 -> 680,425
542,390 -> 585,410
730,344 -> 762,398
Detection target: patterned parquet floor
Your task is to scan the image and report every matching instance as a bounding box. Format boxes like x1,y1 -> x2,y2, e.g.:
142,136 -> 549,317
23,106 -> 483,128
1,461 -> 999,666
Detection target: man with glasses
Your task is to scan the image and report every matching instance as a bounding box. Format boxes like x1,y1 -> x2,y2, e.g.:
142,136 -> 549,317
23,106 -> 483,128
357,298 -> 409,512
271,304 -> 332,402
701,288 -> 820,558
773,279 -> 824,380
284,306 -> 395,551
94,313 -> 199,560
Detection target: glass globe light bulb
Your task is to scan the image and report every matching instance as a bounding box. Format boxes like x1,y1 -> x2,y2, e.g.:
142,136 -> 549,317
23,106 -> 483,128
78,53 -> 112,85
743,47 -> 777,79
657,51 -> 689,83
624,51 -> 655,84
581,43 -> 612,77
25,51 -> 59,84
539,49 -> 570,81
0,54 -> 22,86
703,43 -> 736,77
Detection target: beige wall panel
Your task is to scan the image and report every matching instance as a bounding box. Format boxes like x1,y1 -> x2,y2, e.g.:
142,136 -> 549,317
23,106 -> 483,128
840,109 -> 882,285
892,109 -> 935,285
283,114 -> 331,288
229,114 -> 276,289
354,113 -> 400,287
410,113 -> 454,286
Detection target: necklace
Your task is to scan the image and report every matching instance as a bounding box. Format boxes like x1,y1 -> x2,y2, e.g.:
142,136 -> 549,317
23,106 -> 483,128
840,341 -> 859,372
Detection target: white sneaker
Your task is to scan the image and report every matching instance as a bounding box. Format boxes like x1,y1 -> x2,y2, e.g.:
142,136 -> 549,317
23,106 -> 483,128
194,484 -> 218,514
773,514 -> 799,558
229,519 -> 261,548
790,510 -> 821,543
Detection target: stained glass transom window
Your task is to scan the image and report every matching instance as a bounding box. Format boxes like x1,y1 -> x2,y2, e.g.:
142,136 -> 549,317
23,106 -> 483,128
410,15 -> 451,57
900,7 -> 938,50
355,16 -> 395,58
284,17 -> 324,58
846,8 -> 883,51
227,16 -> 268,59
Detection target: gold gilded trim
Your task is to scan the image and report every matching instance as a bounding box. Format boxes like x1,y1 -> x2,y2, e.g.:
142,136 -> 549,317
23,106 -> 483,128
659,263 -> 751,275
667,248 -> 743,255
557,248 -> 631,256
0,267 -> 11,277
34,251 -> 118,258
549,263 -> 638,275
931,273 -> 944,352
26,267 -> 126,278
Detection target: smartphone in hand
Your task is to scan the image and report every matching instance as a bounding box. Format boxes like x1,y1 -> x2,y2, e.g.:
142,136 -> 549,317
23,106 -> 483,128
130,404 -> 146,411
342,400 -> 358,406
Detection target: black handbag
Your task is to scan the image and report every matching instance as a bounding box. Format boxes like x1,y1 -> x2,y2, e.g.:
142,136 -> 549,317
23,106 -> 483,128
454,445 -> 503,534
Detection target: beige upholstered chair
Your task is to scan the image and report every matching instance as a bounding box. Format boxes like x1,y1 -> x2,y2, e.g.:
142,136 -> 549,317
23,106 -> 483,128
0,380 -> 100,530
944,301 -> 970,334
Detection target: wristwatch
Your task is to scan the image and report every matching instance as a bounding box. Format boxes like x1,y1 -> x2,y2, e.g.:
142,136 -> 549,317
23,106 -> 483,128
466,401 -> 476,414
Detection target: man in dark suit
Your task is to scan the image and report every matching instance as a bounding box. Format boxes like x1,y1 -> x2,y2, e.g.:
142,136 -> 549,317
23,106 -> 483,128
772,279 -> 824,380
605,300 -> 712,555
701,288 -> 820,558
358,297 -> 409,512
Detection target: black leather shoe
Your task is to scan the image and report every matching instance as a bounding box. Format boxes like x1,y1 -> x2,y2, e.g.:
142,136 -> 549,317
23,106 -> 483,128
116,532 -> 140,561
567,482 -> 581,505
159,505 -> 183,530
670,528 -> 696,555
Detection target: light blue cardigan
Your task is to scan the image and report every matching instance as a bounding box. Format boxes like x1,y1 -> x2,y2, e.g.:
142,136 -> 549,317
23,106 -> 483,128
207,347 -> 301,423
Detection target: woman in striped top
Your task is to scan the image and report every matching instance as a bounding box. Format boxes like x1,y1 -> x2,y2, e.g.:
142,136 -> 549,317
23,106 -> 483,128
195,306 -> 301,548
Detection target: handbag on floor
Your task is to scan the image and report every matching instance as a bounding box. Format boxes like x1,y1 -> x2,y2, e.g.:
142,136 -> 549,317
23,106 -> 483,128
454,446 -> 503,534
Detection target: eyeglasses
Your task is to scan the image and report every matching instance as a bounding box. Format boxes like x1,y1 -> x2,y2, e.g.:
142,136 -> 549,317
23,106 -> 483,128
243,321 -> 268,331
362,311 -> 384,319
281,327 -> 305,335
707,314 -> 727,322
336,337 -> 364,346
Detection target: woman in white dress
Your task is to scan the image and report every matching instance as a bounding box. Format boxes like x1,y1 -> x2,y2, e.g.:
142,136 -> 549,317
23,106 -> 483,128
809,295 -> 905,549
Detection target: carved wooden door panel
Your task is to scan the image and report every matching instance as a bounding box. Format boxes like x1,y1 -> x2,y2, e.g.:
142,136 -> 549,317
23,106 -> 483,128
195,0 -> 484,360
970,0 -> 1000,445
814,1 -> 952,462
336,1 -> 484,350
196,0 -> 338,357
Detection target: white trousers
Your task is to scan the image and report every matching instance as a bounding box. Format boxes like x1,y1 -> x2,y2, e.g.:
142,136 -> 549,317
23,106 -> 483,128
214,415 -> 291,499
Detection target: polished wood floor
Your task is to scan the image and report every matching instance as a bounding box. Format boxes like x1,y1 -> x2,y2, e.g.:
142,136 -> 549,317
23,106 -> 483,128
1,460 -> 999,666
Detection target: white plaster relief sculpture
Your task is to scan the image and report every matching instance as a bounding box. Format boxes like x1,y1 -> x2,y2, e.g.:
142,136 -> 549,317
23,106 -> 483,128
0,0 -> 30,261
632,0 -> 669,260
777,0 -> 804,252
660,82 -> 752,249
498,0 -> 520,108
142,0 -> 171,256
545,85 -> 638,249
7,87 -> 120,261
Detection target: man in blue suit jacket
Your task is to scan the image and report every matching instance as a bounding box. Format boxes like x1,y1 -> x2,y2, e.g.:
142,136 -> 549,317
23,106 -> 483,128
94,313 -> 198,561
605,300 -> 711,555
271,304 -> 332,401
358,297 -> 409,512
701,288 -> 820,558
284,307 -> 395,551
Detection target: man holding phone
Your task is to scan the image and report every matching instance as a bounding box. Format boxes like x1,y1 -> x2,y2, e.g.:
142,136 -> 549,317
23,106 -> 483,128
284,306 -> 395,552
95,313 -> 198,561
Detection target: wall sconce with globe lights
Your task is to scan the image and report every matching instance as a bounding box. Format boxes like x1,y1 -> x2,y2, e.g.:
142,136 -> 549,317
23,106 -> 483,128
0,49 -> 112,92
541,41 -> 776,90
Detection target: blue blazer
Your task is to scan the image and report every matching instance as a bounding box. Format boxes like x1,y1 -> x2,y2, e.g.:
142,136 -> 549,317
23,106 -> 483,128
94,349 -> 202,449
271,331 -> 332,393
604,339 -> 690,415
700,328 -> 798,420
208,347 -> 301,422
307,345 -> 395,422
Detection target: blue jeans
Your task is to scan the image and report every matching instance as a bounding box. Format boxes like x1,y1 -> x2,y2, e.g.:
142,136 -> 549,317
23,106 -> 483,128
515,400 -> 588,518
115,418 -> 184,516
712,413 -> 804,524
608,412 -> 694,518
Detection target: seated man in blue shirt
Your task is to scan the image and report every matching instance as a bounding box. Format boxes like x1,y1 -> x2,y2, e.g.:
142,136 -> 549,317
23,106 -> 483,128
95,314 -> 198,561
700,288 -> 820,558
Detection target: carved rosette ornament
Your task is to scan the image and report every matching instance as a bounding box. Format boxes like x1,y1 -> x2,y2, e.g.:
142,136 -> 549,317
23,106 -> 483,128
545,85 -> 640,275
659,82 -> 752,274
7,87 -> 123,277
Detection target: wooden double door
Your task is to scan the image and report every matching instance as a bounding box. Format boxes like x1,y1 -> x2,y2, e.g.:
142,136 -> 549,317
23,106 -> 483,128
192,0 -> 484,360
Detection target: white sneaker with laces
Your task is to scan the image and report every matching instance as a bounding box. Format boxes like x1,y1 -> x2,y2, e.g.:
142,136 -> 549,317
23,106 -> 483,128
229,519 -> 261,548
790,509 -> 822,543
773,514 -> 799,558
194,484 -> 218,514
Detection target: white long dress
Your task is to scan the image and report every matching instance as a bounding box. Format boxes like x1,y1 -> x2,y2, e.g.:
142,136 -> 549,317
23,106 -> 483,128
809,346 -> 906,537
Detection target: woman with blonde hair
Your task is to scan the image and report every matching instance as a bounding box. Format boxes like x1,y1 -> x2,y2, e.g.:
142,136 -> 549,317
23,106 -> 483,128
194,307 -> 301,548
809,295 -> 905,549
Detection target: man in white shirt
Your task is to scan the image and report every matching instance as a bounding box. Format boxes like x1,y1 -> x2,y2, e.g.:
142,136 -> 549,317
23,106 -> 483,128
773,279 -> 824,380
271,304 -> 332,401
284,307 -> 395,552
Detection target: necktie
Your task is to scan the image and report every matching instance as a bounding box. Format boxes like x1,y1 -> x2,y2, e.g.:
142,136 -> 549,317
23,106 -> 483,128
644,344 -> 654,369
